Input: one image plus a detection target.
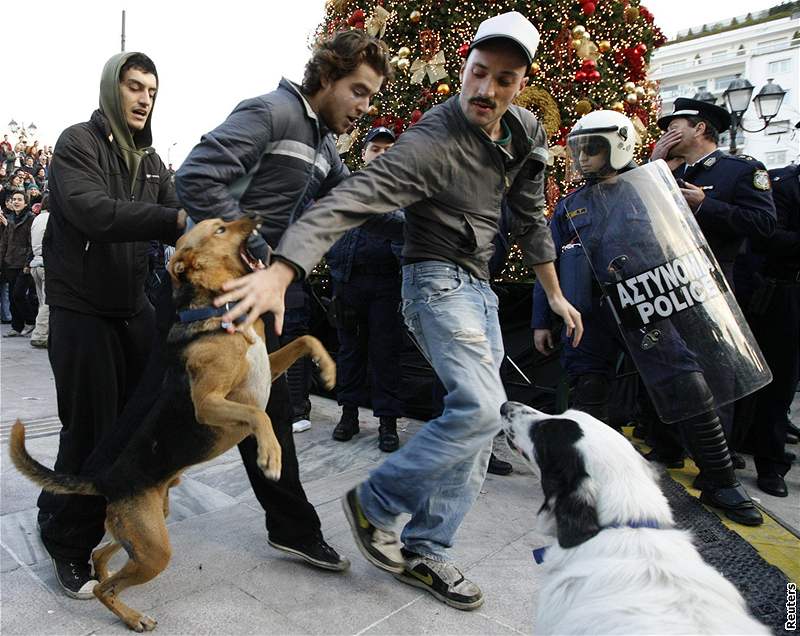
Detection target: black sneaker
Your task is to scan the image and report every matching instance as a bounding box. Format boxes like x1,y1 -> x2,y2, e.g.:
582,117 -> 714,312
395,550 -> 484,610
51,557 -> 98,599
487,452 -> 513,475
342,487 -> 404,573
267,536 -> 350,571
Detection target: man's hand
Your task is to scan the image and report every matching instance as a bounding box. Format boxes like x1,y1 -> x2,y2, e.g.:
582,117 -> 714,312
680,182 -> 705,212
533,328 -> 555,355
650,130 -> 681,162
176,209 -> 188,232
547,295 -> 583,347
214,260 -> 297,334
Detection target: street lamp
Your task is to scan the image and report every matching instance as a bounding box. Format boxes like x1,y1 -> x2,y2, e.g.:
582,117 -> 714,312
723,76 -> 787,154
7,119 -> 38,140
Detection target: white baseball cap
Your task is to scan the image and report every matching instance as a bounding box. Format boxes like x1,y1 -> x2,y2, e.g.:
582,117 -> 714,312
468,12 -> 540,69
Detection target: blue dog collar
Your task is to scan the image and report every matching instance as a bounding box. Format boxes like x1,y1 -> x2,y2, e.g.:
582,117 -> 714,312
178,302 -> 247,330
532,519 -> 662,564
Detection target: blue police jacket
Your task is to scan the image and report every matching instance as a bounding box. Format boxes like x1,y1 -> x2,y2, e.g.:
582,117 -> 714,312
327,212 -> 404,284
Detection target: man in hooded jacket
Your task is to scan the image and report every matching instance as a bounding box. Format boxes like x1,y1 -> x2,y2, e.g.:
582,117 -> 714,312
37,51 -> 187,599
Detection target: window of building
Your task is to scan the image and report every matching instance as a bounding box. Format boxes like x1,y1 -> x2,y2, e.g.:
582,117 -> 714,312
711,50 -> 728,60
765,150 -> 787,165
714,75 -> 739,90
662,59 -> 687,72
756,38 -> 787,53
767,59 -> 791,74
766,120 -> 791,135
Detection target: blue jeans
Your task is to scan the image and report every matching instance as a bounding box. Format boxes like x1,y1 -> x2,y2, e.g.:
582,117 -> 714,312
359,261 -> 505,560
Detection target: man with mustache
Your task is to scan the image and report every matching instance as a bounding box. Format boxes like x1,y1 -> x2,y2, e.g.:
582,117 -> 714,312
176,29 -> 394,573
216,12 -> 582,609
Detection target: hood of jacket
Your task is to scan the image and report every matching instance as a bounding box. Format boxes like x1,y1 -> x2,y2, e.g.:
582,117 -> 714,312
99,52 -> 157,187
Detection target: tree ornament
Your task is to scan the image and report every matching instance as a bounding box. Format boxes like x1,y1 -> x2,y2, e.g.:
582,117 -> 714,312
575,70 -> 587,82
368,104 -> 379,116
397,46 -> 411,58
397,57 -> 411,71
409,9 -> 421,23
582,2 -> 596,16
530,61 -> 541,74
514,86 -> 562,138
572,38 -> 584,50
572,25 -> 587,38
636,43 -> 648,56
389,55 -> 400,67
611,101 -> 625,112
635,86 -> 646,98
624,6 -> 640,22
598,40 -> 611,53
575,99 -> 592,115
576,40 -> 599,60
410,109 -> 423,123
458,42 -> 470,58
623,81 -> 636,93
625,92 -> 638,104
436,83 -> 451,96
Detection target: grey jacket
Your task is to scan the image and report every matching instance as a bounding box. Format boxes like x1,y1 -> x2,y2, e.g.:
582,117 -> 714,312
175,78 -> 349,248
276,96 -> 555,280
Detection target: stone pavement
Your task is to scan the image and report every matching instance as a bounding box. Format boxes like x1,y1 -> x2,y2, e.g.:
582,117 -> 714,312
1,326 -> 798,634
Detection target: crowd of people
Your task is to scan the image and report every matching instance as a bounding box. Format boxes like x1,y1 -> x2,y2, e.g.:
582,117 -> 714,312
1,9 -> 797,623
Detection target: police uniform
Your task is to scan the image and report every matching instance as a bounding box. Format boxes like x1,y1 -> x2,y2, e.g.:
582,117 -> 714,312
741,164 -> 799,495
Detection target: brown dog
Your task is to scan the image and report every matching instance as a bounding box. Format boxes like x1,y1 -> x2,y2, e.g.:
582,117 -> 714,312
9,217 -> 335,632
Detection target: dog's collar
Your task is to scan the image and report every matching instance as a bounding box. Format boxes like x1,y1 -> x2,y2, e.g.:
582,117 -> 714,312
533,519 -> 663,564
177,302 -> 246,330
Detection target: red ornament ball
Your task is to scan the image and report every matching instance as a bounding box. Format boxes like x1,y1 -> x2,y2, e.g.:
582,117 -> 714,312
575,70 -> 587,82
636,43 -> 648,56
581,58 -> 597,69
582,2 -> 596,15
411,109 -> 423,123
457,42 -> 470,58
588,70 -> 601,82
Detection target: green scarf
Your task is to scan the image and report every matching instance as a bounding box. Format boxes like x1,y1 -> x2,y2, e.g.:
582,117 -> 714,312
98,52 -> 157,191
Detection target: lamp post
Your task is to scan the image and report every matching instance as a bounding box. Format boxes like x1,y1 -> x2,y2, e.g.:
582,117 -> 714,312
8,119 -> 37,140
722,76 -> 787,155
692,87 -> 717,104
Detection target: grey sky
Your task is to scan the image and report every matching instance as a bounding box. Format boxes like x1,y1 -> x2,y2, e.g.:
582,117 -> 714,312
2,0 -> 782,166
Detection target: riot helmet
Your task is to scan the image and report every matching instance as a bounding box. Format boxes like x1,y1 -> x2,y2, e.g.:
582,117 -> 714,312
567,110 -> 636,179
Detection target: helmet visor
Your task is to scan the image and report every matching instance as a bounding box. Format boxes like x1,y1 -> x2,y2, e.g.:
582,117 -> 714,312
566,135 -> 612,181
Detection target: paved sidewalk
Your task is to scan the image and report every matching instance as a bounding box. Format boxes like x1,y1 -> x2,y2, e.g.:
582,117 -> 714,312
1,327 -> 798,634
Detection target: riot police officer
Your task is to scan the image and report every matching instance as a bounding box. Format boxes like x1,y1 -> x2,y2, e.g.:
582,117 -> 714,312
533,110 -> 764,525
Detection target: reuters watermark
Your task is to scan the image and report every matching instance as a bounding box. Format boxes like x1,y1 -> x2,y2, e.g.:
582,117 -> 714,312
787,582 -> 797,631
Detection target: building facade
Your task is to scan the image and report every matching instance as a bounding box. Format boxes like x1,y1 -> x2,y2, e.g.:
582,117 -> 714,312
650,6 -> 800,167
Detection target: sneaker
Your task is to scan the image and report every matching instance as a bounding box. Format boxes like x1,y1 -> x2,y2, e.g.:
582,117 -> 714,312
51,557 -> 98,600
268,536 -> 350,571
292,419 -> 311,433
395,550 -> 484,610
487,452 -> 513,475
20,325 -> 35,336
30,339 -> 47,349
3,330 -> 22,338
342,487 -> 404,573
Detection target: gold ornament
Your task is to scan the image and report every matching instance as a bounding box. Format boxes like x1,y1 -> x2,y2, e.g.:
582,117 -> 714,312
575,99 -> 592,115
572,25 -> 587,38
571,38 -> 583,50
598,40 -> 611,53
625,93 -> 638,104
410,49 -> 448,84
623,81 -> 636,93
368,104 -> 379,116
530,61 -> 541,75
646,87 -> 657,97
389,55 -> 400,67
635,86 -> 646,98
513,86 -> 562,139
436,83 -> 451,96
397,58 -> 411,71
610,101 -> 625,112
624,6 -> 640,22
398,46 -> 411,58
576,40 -> 599,60
409,9 -> 421,23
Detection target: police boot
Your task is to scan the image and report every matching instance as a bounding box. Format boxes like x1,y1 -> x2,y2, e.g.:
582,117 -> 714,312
378,417 -> 399,453
571,374 -> 610,424
679,410 -> 763,526
332,406 -> 359,441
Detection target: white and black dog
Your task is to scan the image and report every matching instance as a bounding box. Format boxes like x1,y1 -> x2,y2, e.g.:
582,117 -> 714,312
500,401 -> 768,635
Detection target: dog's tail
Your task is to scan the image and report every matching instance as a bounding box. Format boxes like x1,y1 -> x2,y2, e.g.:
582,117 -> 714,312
9,421 -> 99,496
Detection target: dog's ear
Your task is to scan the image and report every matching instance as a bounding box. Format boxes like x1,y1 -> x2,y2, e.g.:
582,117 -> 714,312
534,418 -> 600,549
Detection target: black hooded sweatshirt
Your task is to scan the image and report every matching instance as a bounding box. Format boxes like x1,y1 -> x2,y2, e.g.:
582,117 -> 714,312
43,51 -> 181,317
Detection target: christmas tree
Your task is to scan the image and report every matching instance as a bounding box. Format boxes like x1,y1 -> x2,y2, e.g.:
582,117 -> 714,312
319,0 -> 667,280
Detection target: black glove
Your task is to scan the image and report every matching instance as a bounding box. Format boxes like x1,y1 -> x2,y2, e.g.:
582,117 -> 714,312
246,232 -> 270,263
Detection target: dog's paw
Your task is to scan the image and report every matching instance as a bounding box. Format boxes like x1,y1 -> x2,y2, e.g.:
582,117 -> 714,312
257,446 -> 282,481
312,354 -> 336,390
127,613 -> 157,632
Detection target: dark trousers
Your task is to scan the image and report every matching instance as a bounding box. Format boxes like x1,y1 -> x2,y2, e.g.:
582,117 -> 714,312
333,275 -> 403,417
746,282 -> 800,476
280,283 -> 312,423
38,305 -> 156,561
3,268 -> 37,332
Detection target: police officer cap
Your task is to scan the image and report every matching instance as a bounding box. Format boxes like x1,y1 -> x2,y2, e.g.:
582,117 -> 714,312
469,11 -> 540,70
363,126 -> 396,145
657,98 -> 732,133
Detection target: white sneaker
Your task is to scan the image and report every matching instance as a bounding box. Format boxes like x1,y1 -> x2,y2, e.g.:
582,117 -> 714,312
292,419 -> 311,433
21,325 -> 35,336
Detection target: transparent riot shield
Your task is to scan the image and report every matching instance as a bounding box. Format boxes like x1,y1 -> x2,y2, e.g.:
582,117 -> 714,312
569,160 -> 771,423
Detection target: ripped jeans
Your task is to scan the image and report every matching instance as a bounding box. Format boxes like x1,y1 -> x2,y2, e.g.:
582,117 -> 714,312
359,261 -> 505,560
